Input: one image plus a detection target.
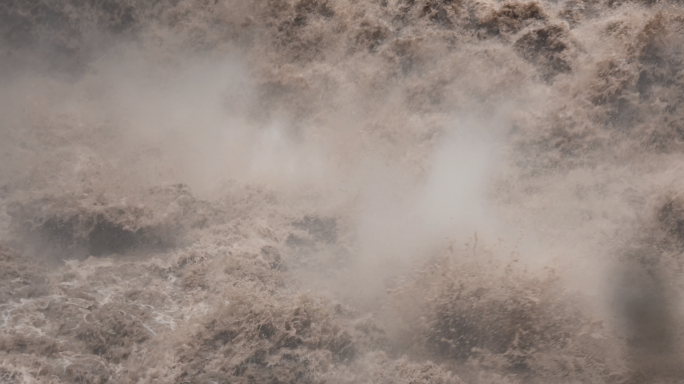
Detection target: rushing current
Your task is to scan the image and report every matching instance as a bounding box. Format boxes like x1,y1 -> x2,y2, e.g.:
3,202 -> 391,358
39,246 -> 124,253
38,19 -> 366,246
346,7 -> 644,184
1,0 -> 684,383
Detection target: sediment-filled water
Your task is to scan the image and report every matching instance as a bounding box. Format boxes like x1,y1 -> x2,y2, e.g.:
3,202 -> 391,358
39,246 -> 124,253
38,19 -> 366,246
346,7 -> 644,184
2,0 -> 684,383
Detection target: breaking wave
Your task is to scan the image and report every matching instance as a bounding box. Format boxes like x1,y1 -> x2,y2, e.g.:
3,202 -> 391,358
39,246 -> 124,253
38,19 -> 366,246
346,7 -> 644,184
2,0 -> 684,383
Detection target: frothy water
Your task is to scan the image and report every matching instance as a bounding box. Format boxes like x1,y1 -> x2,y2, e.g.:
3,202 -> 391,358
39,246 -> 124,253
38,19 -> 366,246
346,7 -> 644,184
2,0 -> 684,383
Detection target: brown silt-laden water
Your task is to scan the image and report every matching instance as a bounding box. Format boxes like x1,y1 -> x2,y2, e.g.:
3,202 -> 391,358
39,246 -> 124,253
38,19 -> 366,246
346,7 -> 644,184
2,0 -> 684,383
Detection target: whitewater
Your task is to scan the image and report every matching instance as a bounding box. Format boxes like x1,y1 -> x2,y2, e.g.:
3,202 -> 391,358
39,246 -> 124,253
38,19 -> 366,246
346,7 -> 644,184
1,0 -> 684,383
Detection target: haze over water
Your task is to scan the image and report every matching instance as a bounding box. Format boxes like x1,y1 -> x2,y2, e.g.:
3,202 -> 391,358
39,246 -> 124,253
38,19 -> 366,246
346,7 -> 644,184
2,1 -> 684,383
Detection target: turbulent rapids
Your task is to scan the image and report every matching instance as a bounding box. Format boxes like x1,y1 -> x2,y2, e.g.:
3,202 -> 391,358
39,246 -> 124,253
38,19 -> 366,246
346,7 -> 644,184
2,0 -> 684,383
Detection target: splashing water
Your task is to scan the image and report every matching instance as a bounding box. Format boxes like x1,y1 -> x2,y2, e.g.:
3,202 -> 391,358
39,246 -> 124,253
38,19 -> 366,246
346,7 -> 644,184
1,0 -> 684,383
